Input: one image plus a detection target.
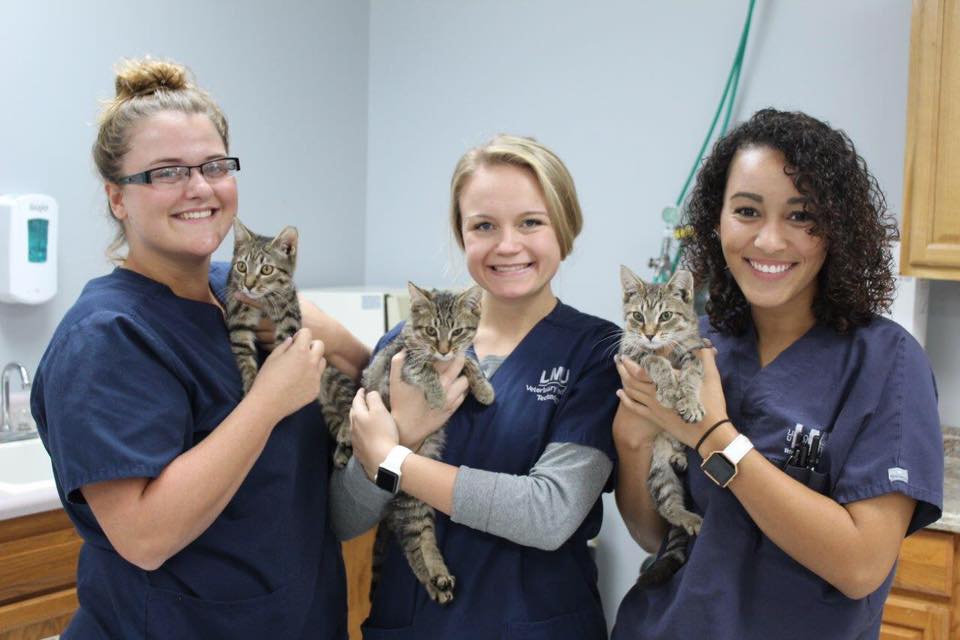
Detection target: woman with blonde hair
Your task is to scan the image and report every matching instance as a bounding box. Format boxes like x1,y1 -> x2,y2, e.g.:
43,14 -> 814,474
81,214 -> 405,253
336,135 -> 620,639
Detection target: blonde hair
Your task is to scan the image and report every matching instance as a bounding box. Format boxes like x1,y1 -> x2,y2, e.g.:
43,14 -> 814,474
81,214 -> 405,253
93,57 -> 229,261
449,134 -> 583,259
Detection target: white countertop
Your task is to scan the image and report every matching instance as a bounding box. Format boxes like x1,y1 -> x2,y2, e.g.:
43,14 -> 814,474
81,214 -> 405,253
0,437 -> 62,521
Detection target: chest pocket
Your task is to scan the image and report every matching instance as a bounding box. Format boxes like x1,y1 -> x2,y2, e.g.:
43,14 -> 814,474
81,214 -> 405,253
505,607 -> 607,640
145,582 -> 291,639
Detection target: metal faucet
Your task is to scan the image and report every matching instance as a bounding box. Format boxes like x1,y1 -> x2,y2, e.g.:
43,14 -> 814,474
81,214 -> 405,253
1,362 -> 34,442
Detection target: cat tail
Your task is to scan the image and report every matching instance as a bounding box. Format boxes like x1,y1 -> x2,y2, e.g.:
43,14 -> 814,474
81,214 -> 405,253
635,525 -> 689,588
319,366 -> 358,467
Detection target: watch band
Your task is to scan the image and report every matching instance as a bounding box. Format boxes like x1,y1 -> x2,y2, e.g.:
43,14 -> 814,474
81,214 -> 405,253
374,445 -> 413,495
723,434 -> 753,464
380,445 -> 413,474
700,433 -> 754,488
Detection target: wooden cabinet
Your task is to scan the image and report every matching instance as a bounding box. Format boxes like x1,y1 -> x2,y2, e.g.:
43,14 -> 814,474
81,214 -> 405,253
0,509 -> 375,640
0,510 -> 81,640
881,529 -> 959,639
344,527 -> 377,640
901,0 -> 960,280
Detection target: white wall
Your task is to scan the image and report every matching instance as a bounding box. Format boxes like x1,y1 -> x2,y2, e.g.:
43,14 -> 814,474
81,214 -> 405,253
364,0 -> 920,629
0,0 -> 369,375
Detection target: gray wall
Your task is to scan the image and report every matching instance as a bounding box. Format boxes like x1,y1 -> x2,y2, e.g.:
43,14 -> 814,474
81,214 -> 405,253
0,0 -> 369,375
364,0 -> 945,629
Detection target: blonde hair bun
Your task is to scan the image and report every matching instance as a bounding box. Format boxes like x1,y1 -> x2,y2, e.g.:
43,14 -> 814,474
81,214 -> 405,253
114,58 -> 190,100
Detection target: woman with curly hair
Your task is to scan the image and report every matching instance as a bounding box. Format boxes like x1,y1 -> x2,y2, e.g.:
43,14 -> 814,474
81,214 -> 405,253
610,108 -> 943,639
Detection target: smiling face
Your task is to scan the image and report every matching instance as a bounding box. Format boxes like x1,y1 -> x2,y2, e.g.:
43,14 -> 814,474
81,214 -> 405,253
459,163 -> 562,309
106,110 -> 237,273
719,146 -> 828,322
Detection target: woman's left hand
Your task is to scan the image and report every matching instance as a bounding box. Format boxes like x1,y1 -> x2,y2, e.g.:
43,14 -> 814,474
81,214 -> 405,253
350,389 -> 400,480
388,351 -> 469,450
621,347 -> 729,449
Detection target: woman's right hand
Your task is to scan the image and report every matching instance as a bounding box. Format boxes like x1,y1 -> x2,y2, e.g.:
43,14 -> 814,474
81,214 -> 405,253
613,355 -> 662,450
248,328 -> 326,422
388,350 -> 470,450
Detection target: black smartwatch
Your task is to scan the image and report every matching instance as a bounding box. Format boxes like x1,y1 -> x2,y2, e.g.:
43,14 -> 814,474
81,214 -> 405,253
700,434 -> 754,488
374,445 -> 413,494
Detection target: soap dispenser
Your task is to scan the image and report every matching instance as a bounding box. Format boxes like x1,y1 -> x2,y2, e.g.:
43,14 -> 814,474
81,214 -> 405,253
0,194 -> 58,304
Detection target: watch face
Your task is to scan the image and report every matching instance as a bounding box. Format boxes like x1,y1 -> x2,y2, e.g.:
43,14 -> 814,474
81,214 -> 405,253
375,468 -> 400,494
701,452 -> 736,488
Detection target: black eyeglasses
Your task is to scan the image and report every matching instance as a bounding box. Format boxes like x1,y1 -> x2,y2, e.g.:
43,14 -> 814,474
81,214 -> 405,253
116,157 -> 240,186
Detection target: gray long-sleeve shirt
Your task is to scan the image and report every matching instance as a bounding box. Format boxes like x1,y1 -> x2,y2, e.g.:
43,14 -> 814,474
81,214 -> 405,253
329,441 -> 611,550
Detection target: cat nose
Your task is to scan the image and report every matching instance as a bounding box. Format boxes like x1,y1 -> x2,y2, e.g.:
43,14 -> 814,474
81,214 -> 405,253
438,339 -> 450,354
644,332 -> 656,341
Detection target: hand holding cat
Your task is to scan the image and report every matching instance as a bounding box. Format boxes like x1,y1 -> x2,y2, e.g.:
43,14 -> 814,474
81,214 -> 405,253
388,350 -> 470,451
616,347 -> 728,450
248,328 -> 327,423
349,388 -> 400,480
613,357 -> 662,449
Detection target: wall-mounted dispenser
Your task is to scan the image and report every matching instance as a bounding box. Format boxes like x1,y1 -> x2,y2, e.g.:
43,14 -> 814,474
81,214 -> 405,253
0,194 -> 58,304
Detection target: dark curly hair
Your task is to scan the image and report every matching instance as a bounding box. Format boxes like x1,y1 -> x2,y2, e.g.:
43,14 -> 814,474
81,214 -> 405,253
682,108 -> 899,335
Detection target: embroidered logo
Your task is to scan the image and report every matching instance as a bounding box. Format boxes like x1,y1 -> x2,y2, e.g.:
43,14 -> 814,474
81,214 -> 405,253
888,467 -> 909,484
526,365 -> 570,404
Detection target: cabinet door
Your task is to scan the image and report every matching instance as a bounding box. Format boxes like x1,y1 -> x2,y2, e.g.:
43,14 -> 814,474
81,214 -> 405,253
0,588 -> 77,640
902,0 -> 960,279
343,527 -> 377,640
881,594 -> 950,640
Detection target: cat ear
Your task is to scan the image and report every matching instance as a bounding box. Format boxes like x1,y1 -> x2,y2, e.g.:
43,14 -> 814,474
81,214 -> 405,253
233,218 -> 253,243
271,226 -> 299,258
459,285 -> 483,317
667,269 -> 694,304
407,282 -> 433,307
620,264 -> 645,301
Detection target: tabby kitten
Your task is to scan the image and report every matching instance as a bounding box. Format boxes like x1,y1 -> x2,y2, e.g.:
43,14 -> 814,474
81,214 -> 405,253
619,265 -> 709,587
359,283 -> 495,605
226,219 -> 356,452
226,219 -> 302,393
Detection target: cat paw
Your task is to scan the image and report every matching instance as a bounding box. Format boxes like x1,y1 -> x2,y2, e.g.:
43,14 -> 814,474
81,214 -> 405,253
427,573 -> 456,605
333,444 -> 352,468
473,382 -> 495,405
425,389 -> 447,410
669,450 -> 688,471
675,397 -> 705,423
655,389 -> 676,410
675,512 -> 703,536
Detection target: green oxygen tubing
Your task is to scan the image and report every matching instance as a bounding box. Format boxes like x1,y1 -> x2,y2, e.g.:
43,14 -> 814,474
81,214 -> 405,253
649,0 -> 757,284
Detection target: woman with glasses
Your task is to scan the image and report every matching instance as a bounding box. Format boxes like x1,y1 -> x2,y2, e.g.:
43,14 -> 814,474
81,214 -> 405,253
30,57 -> 366,639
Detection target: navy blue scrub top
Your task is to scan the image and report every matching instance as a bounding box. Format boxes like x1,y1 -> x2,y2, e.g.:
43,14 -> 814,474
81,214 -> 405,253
31,264 -> 346,640
361,301 -> 620,640
612,315 -> 943,640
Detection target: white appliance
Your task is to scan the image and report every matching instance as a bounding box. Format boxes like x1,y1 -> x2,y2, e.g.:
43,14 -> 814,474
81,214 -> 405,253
886,241 -> 930,347
299,286 -> 411,349
0,194 -> 58,304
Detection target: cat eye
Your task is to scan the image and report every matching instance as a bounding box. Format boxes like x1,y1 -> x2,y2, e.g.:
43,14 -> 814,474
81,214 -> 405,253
424,327 -> 438,337
631,311 -> 644,323
116,157 -> 241,187
659,311 -> 673,321
260,265 -> 274,275
451,328 -> 463,337
235,263 -> 247,273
